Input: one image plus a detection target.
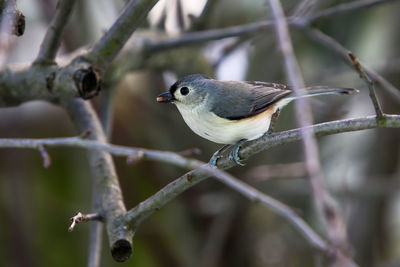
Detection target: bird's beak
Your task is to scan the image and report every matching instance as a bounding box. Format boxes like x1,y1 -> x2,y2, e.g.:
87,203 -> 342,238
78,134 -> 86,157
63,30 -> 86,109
156,92 -> 175,103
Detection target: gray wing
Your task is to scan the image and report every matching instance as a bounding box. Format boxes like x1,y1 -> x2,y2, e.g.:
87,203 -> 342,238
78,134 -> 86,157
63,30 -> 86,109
210,81 -> 292,120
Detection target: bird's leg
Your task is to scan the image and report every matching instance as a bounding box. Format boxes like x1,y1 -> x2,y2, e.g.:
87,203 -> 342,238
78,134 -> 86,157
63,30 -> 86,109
209,144 -> 231,166
267,108 -> 281,134
229,139 -> 247,166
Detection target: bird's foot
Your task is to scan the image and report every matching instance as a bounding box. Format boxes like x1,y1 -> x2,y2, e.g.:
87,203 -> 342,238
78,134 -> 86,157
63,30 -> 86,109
209,144 -> 231,166
229,139 -> 247,166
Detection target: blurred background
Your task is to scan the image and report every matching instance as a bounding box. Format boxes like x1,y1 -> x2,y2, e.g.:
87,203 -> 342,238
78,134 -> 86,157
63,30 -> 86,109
0,0 -> 400,266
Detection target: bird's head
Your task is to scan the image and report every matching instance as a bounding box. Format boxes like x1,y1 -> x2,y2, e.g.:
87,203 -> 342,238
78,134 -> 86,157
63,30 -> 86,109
157,74 -> 212,108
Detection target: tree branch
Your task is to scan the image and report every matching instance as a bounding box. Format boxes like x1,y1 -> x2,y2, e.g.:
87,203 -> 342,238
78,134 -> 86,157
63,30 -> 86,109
0,115 -> 399,168
122,115 -> 399,265
85,0 -> 160,72
120,114 -> 399,225
1,114 -> 399,261
87,85 -> 116,267
267,0 -> 352,258
34,0 -> 76,65
61,99 -> 133,262
0,60 -> 101,106
206,165 -> 329,252
143,0 -> 400,51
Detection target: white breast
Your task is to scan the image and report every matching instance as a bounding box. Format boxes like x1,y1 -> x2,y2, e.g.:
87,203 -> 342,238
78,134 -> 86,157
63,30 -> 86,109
175,102 -> 278,144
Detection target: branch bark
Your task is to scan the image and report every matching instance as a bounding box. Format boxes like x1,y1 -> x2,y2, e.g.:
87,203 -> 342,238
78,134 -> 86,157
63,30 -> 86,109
0,0 -> 25,36
0,60 -> 101,106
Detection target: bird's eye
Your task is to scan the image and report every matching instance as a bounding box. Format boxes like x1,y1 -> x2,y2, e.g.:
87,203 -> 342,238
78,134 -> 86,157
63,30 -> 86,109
180,87 -> 189,96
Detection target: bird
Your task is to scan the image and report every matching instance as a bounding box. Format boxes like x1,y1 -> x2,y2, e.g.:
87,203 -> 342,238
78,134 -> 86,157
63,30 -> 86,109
156,74 -> 358,166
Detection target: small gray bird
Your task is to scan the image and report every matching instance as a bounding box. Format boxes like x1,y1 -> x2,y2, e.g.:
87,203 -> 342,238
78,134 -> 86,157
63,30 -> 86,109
157,74 -> 357,166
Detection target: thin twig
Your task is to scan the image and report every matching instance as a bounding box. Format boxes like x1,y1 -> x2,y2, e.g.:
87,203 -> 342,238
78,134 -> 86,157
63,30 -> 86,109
34,0 -> 76,64
299,26 -> 400,102
267,0 -> 351,258
144,21 -> 274,52
85,0 -> 160,72
68,212 -> 102,232
292,0 -> 320,18
348,52 -> 384,119
307,0 -> 399,22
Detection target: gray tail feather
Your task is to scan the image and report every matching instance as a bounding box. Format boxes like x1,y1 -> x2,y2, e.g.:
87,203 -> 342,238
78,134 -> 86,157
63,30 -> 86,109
303,86 -> 359,96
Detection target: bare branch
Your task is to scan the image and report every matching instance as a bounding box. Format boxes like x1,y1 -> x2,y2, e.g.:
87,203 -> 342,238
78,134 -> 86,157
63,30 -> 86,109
349,52 -> 384,119
61,99 -> 133,262
87,85 -> 116,267
121,114 -> 399,228
267,0 -> 351,257
34,0 -> 76,65
0,60 -> 101,106
0,115 -> 399,169
68,212 -> 102,232
1,114 -> 399,261
85,0 -> 160,72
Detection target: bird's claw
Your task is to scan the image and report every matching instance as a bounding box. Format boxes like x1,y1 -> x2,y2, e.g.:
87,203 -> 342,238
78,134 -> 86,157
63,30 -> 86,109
229,139 -> 247,166
209,144 -> 231,167
209,152 -> 221,166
